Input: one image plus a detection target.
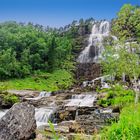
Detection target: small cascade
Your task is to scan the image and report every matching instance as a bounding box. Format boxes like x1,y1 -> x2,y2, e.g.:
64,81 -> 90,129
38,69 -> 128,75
65,93 -> 96,107
39,91 -> 52,98
26,91 -> 52,100
77,20 -> 112,63
35,107 -> 55,127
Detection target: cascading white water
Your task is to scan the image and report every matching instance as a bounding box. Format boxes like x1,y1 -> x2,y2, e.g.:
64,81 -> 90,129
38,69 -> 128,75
35,107 -> 55,127
77,21 -> 110,63
39,91 -> 51,98
65,93 -> 96,107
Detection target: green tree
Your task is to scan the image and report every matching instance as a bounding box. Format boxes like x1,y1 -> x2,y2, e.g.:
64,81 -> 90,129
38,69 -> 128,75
112,4 -> 140,41
102,42 -> 140,81
0,49 -> 20,79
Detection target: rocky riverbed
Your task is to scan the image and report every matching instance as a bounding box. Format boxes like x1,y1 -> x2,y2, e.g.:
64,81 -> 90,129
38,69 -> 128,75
0,77 -> 120,140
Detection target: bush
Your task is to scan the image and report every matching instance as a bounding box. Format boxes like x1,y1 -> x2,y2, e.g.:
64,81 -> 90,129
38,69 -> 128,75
97,84 -> 134,107
0,83 -> 8,92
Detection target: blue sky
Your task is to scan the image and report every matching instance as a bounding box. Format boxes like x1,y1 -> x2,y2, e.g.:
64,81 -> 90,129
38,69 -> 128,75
0,0 -> 139,27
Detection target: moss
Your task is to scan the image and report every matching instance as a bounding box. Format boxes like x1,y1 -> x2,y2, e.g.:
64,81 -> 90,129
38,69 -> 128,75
0,91 -> 20,108
3,94 -> 20,104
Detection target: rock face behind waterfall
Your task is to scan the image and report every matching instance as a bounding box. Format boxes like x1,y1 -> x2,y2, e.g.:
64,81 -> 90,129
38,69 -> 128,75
0,102 -> 36,140
76,63 -> 101,81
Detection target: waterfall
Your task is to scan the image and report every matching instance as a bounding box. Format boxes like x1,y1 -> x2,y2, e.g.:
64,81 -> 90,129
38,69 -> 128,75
35,107 -> 55,127
65,93 -> 97,107
77,21 -> 111,63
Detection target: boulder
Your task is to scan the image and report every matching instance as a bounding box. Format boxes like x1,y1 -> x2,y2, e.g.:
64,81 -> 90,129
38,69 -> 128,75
0,102 -> 36,140
53,106 -> 77,123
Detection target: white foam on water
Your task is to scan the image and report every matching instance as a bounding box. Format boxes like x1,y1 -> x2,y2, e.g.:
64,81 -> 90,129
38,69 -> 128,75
65,94 -> 96,107
35,107 -> 55,127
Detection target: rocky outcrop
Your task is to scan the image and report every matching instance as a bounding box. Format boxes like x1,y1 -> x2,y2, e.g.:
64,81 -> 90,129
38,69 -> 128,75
0,102 -> 36,140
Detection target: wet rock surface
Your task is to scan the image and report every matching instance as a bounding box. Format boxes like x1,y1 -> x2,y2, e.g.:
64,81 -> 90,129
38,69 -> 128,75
76,63 -> 101,81
0,102 -> 36,140
53,105 -> 119,134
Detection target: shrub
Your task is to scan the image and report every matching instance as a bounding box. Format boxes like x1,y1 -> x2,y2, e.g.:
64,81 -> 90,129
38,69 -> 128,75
3,94 -> 20,104
97,84 -> 134,107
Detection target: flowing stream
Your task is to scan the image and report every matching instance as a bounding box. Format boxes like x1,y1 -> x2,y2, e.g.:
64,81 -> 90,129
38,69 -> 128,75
0,92 -> 98,128
0,110 -> 8,119
33,91 -> 55,127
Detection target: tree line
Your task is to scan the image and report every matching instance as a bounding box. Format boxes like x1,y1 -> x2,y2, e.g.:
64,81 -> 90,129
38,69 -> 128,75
0,19 -> 93,80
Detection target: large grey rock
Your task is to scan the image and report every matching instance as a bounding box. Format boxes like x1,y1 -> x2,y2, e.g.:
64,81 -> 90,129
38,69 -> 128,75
0,102 -> 36,140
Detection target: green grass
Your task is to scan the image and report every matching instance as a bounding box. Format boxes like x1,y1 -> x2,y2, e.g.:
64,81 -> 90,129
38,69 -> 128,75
101,103 -> 140,140
0,70 -> 74,91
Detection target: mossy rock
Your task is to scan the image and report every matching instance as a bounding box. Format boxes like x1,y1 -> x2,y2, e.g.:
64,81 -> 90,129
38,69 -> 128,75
0,92 -> 20,109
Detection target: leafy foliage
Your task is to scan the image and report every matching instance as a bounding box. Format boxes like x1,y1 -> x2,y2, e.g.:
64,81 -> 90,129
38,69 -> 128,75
98,84 -> 135,107
48,121 -> 60,140
102,42 -> 140,81
112,4 -> 140,41
0,21 -> 74,80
